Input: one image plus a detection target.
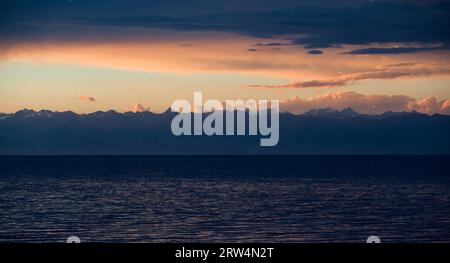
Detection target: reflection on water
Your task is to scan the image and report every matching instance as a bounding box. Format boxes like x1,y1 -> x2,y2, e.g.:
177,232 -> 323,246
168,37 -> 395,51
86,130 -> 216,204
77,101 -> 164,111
0,156 -> 449,242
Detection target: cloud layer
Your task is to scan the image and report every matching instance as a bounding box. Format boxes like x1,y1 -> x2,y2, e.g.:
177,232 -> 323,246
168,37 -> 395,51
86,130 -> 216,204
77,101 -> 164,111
280,91 -> 450,115
249,63 -> 450,89
2,1 -> 449,49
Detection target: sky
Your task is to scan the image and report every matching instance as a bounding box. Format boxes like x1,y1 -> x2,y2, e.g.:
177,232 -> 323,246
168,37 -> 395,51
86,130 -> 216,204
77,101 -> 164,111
1,0 -> 450,114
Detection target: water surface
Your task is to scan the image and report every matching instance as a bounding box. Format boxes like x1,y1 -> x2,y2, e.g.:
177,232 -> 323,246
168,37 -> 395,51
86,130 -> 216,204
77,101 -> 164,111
0,156 -> 449,242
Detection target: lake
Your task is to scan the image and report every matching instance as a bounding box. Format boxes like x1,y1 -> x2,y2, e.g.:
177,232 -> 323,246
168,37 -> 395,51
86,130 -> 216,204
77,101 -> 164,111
0,155 -> 449,242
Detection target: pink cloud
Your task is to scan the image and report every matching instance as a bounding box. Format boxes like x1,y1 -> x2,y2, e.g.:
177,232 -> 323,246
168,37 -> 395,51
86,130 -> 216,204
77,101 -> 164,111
280,91 -> 450,115
410,97 -> 450,115
131,103 -> 150,113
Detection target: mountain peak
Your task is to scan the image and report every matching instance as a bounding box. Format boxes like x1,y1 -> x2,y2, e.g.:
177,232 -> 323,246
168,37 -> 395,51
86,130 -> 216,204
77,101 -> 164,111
88,110 -> 121,118
14,108 -> 35,114
162,107 -> 173,114
302,108 -> 360,118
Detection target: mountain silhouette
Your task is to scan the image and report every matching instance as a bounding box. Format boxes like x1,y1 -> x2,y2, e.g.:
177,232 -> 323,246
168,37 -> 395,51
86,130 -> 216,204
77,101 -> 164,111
0,108 -> 449,154
302,108 -> 361,119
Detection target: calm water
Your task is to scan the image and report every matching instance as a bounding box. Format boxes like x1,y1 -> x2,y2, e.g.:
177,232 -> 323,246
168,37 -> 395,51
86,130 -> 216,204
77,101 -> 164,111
0,156 -> 449,243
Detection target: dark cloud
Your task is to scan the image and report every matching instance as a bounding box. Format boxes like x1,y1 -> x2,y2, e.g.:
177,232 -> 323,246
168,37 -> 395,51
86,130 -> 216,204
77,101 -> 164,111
1,1 -> 450,49
247,48 -> 258,52
79,96 -> 96,102
249,79 -> 346,89
4,1 -> 430,19
307,50 -> 323,55
255,42 -> 294,47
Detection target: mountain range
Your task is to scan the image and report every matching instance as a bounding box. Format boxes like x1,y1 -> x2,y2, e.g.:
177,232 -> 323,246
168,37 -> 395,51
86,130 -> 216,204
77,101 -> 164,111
0,108 -> 449,154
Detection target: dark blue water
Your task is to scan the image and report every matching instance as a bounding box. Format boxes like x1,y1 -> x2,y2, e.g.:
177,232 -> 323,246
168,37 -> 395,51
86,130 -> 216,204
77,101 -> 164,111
0,156 -> 449,243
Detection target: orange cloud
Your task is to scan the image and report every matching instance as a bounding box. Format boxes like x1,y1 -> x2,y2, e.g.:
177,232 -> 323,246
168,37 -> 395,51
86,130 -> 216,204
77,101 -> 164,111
0,31 -> 309,77
280,91 -> 450,115
79,96 -> 96,102
1,29 -> 449,81
249,62 -> 450,89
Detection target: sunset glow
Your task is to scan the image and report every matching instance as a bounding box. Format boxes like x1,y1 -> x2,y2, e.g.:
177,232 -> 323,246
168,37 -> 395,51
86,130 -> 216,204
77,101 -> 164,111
1,1 -> 449,114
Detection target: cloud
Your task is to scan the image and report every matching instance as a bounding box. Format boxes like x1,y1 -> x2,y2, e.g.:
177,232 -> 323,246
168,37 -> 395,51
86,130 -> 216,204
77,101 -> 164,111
1,2 -> 449,49
442,100 -> 450,115
79,96 -> 96,102
410,97 -> 450,115
131,103 -> 150,113
255,42 -> 294,47
2,4 -> 450,81
0,30 -> 317,77
345,46 -> 449,55
280,91 -> 450,115
307,50 -> 323,55
248,63 -> 450,89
